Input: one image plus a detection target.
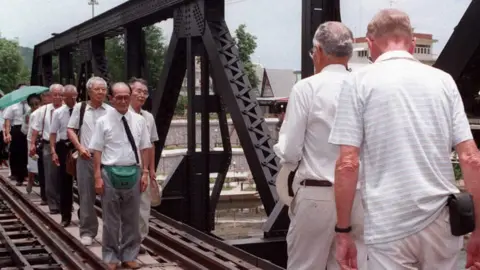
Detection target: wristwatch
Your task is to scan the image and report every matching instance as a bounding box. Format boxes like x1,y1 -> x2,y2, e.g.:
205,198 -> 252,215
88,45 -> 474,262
335,225 -> 352,233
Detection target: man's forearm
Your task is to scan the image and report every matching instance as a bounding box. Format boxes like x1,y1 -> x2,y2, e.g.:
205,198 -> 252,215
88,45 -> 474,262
149,147 -> 155,172
93,151 -> 102,177
335,146 -> 360,228
4,120 -> 11,137
140,149 -> 149,171
67,129 -> 82,150
31,130 -> 39,145
457,140 -> 480,226
50,134 -> 57,153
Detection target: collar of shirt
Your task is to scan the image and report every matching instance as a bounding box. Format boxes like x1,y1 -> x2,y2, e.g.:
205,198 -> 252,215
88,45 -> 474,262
375,50 -> 417,63
86,102 -> 108,111
112,109 -> 132,122
128,105 -> 143,116
322,64 -> 349,73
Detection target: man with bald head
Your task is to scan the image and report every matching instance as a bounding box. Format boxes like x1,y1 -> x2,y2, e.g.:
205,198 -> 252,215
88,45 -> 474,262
90,82 -> 150,269
273,22 -> 366,269
50,85 -> 78,227
329,9 -> 480,269
31,84 -> 64,214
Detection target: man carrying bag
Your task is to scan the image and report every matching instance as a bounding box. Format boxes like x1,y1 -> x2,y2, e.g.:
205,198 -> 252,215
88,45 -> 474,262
89,83 -> 150,270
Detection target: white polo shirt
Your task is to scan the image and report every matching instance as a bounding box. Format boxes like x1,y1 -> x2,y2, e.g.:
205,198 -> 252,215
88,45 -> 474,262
329,50 -> 472,244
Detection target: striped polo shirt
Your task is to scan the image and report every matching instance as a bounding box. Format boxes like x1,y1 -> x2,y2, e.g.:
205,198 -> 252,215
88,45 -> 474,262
329,50 -> 473,244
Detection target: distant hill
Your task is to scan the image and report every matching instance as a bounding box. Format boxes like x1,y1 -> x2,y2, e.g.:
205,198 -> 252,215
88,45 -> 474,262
19,46 -> 33,70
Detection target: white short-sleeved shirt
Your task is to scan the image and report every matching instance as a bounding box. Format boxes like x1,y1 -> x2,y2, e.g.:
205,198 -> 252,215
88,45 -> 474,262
89,109 -> 152,166
50,104 -> 74,141
4,102 -> 30,126
273,64 -> 354,189
329,50 -> 472,244
129,106 -> 159,143
26,109 -> 40,143
67,102 -> 112,149
31,104 -> 61,141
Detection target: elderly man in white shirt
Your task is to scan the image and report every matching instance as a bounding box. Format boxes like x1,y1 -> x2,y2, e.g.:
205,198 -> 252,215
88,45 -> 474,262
3,85 -> 30,186
329,9 -> 480,270
67,77 -> 112,246
90,82 -> 150,270
30,84 -> 64,215
50,85 -> 78,227
273,21 -> 366,270
128,77 -> 159,254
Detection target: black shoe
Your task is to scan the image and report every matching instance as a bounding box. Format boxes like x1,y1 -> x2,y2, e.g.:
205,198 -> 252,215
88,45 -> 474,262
40,200 -> 47,205
15,182 -> 22,186
139,246 -> 147,254
50,210 -> 59,215
61,220 -> 71,227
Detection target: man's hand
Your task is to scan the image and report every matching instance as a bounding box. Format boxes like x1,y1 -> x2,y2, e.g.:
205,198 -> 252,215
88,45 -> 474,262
4,133 -> 11,144
467,230 -> 480,269
335,233 -> 358,270
79,146 -> 91,160
150,170 -> 156,184
141,172 -> 148,192
29,143 -> 36,157
94,175 -> 104,195
51,152 -> 60,166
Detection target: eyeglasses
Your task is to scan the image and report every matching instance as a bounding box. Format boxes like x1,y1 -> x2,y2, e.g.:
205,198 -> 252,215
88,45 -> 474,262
133,89 -> 149,97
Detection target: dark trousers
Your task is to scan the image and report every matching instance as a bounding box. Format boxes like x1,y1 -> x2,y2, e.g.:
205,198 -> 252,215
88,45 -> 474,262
37,149 -> 47,202
9,126 -> 27,184
57,141 -> 73,222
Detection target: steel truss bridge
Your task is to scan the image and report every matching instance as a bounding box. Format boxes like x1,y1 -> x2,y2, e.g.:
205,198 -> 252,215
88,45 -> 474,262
28,0 -> 480,267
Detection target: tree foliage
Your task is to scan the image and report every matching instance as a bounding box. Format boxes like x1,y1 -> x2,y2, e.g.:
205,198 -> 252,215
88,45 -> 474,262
105,25 -> 167,87
234,24 -> 258,89
0,36 -> 30,93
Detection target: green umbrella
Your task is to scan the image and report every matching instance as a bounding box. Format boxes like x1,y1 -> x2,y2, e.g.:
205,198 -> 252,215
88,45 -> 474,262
0,86 -> 49,109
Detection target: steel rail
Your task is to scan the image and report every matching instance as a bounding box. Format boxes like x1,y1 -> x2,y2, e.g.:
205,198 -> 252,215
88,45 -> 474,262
0,176 -> 108,270
72,187 -> 266,269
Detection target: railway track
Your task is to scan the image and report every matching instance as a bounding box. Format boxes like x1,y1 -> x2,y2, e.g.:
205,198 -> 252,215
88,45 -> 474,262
73,187 -> 283,270
0,176 -> 108,270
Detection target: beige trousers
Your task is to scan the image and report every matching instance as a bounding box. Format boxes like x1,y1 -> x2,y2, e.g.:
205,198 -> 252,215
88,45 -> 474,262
286,186 -> 367,270
139,178 -> 151,242
368,207 -> 463,270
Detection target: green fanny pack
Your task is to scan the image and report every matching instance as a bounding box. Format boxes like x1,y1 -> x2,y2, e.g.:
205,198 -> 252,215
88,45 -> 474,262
103,165 -> 139,189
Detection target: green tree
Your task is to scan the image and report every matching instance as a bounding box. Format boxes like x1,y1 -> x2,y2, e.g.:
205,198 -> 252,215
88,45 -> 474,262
234,24 -> 258,89
0,36 -> 28,93
105,25 -> 167,87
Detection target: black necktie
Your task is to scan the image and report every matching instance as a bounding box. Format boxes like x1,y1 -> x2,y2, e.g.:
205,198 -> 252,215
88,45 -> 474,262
121,116 -> 139,164
69,108 -> 73,116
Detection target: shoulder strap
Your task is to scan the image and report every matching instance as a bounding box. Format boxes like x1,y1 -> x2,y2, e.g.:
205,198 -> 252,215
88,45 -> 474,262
122,117 -> 140,164
78,102 -> 87,140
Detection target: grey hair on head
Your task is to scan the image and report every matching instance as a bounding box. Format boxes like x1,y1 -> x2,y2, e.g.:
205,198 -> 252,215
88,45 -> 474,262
49,83 -> 64,93
86,76 -> 107,90
313,21 -> 354,58
64,84 -> 78,93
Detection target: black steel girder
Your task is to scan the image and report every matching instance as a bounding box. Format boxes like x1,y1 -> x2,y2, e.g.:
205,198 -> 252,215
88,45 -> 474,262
34,0 -> 187,57
301,0 -> 341,79
434,0 -> 480,117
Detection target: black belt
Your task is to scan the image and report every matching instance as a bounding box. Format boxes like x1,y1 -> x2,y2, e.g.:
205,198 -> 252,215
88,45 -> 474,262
42,139 -> 50,144
299,179 -> 332,187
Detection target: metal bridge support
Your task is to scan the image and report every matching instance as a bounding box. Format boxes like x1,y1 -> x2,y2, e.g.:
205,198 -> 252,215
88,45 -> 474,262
59,49 -> 75,85
40,54 -> 54,87
151,0 -> 289,240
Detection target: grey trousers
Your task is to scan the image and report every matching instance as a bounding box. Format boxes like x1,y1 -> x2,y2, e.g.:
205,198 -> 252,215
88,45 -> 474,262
43,145 -> 60,212
101,168 -> 141,263
77,158 -> 98,238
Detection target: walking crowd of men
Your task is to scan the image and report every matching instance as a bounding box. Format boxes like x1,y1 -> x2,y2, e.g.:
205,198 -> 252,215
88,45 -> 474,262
0,77 -> 159,269
275,8 -> 480,270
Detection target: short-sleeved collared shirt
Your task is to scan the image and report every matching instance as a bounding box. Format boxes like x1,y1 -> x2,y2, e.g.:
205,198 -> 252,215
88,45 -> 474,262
4,102 -> 30,126
67,102 -> 112,149
50,104 -> 75,141
129,106 -> 159,143
89,109 -> 152,166
329,50 -> 472,244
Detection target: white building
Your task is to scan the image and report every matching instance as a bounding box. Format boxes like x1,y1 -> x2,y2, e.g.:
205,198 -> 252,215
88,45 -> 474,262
349,32 -> 438,70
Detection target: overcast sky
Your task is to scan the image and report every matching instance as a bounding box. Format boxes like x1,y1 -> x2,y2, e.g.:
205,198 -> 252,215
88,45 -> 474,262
0,0 -> 471,70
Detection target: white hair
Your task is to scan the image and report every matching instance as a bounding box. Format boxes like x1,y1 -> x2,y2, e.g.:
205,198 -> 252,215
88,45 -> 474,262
64,85 -> 77,93
86,76 -> 107,90
49,83 -> 64,93
313,21 -> 353,58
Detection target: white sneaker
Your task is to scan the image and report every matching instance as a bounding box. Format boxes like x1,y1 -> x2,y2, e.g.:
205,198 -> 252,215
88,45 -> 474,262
80,236 -> 93,246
